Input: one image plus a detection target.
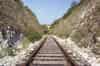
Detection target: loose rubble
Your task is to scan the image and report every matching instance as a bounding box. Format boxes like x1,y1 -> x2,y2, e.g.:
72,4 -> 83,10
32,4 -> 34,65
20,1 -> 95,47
53,36 -> 100,66
0,36 -> 46,66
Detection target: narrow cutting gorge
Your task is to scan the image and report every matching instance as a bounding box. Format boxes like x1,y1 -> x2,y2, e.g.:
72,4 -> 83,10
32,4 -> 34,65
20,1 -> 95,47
0,0 -> 100,66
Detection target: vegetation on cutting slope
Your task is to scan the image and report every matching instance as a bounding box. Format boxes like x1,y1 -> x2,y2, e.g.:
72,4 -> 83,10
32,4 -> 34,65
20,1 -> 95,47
50,1 -> 81,30
63,1 -> 79,19
50,18 -> 61,29
62,0 -> 86,19
0,0 -> 45,57
51,0 -> 85,26
18,0 -> 44,42
50,0 -> 86,38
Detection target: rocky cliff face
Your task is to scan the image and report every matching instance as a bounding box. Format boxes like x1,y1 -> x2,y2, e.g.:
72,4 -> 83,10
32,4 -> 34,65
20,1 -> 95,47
51,0 -> 100,54
0,0 -> 43,48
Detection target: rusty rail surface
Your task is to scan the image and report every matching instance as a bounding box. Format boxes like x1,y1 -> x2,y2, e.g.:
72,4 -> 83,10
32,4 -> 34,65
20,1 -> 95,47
52,37 -> 77,66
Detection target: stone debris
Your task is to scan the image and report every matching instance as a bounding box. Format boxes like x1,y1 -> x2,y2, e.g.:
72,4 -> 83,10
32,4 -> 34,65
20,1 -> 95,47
0,36 -> 46,66
53,36 -> 100,66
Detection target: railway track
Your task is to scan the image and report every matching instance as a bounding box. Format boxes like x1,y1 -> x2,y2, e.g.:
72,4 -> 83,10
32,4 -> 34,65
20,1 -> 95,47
18,37 -> 75,66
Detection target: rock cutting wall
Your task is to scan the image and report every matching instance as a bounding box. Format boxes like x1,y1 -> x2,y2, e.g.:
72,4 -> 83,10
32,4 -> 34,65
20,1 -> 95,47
51,0 -> 100,55
0,0 -> 43,47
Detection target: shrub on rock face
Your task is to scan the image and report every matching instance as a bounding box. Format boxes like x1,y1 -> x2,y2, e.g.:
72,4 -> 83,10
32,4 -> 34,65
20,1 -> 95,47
70,31 -> 83,43
7,48 -> 16,56
0,48 -> 16,57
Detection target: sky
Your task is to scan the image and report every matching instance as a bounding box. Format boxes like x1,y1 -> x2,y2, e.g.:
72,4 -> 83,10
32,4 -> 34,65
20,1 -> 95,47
22,0 -> 80,24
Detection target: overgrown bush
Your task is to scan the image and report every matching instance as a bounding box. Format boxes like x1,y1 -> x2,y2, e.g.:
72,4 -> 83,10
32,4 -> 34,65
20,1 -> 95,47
26,32 -> 42,42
